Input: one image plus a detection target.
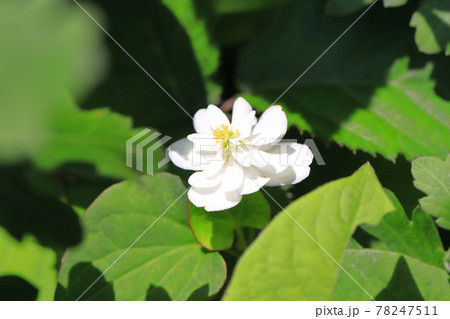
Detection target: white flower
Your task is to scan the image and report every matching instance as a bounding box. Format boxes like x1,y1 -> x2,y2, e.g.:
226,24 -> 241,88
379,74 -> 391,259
168,97 -> 313,212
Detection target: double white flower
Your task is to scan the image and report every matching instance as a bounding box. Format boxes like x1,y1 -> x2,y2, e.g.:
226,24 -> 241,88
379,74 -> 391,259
168,97 -> 313,211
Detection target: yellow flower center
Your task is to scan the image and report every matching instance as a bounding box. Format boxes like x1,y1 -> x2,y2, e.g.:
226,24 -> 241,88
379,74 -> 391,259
212,124 -> 240,153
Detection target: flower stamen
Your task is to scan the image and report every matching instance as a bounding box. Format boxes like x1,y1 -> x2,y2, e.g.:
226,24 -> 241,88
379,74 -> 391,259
212,124 -> 240,154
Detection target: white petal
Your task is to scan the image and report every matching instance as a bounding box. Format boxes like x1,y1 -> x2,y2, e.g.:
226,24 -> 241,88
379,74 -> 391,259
207,104 -> 230,129
233,110 -> 256,139
193,109 -> 211,134
232,143 -> 271,168
168,138 -> 206,170
188,186 -> 242,212
264,143 -> 313,186
203,159 -> 226,178
240,166 -> 270,195
251,105 -> 287,147
221,163 -> 245,192
188,169 -> 225,188
231,97 -> 253,124
265,165 -> 311,186
231,98 -> 257,138
187,133 -> 217,152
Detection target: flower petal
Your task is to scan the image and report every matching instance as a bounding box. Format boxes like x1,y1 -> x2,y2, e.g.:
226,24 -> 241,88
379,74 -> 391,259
231,97 -> 253,124
168,138 -> 206,170
221,163 -> 245,192
240,166 -> 270,195
188,186 -> 242,212
207,104 -> 230,129
231,98 -> 257,138
251,105 -> 287,147
233,110 -> 256,139
232,143 -> 271,168
187,133 -> 217,152
264,143 -> 314,186
193,109 -> 211,134
188,168 -> 225,188
203,158 -> 227,178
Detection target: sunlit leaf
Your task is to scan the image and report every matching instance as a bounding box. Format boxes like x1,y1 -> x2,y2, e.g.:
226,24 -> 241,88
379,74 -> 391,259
412,155 -> 450,229
161,0 -> 218,78
223,163 -> 395,300
332,249 -> 450,300
363,189 -> 445,268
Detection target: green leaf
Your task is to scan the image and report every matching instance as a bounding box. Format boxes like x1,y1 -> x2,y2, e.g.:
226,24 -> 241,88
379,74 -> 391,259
56,173 -> 227,301
213,0 -> 290,15
0,165 -> 82,248
412,155 -> 450,229
363,189 -> 445,268
223,163 -> 395,300
161,0 -> 218,78
84,0 -> 207,138
326,0 -> 374,16
237,0 -> 450,161
0,0 -> 105,163
0,0 -> 138,180
188,192 -> 271,251
31,94 -> 155,181
0,228 -> 57,301
410,0 -> 450,55
444,249 -> 450,273
326,0 -> 408,16
383,0 -> 408,7
332,249 -> 450,300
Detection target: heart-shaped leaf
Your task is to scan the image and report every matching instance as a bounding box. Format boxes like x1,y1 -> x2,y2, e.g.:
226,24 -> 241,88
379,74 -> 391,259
56,173 -> 227,301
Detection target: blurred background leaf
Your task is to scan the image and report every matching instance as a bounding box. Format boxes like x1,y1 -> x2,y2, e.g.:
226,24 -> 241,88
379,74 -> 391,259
410,0 -> 450,55
0,0 -> 106,163
31,93 -> 150,181
326,0 -> 408,16
0,228 -> 57,301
